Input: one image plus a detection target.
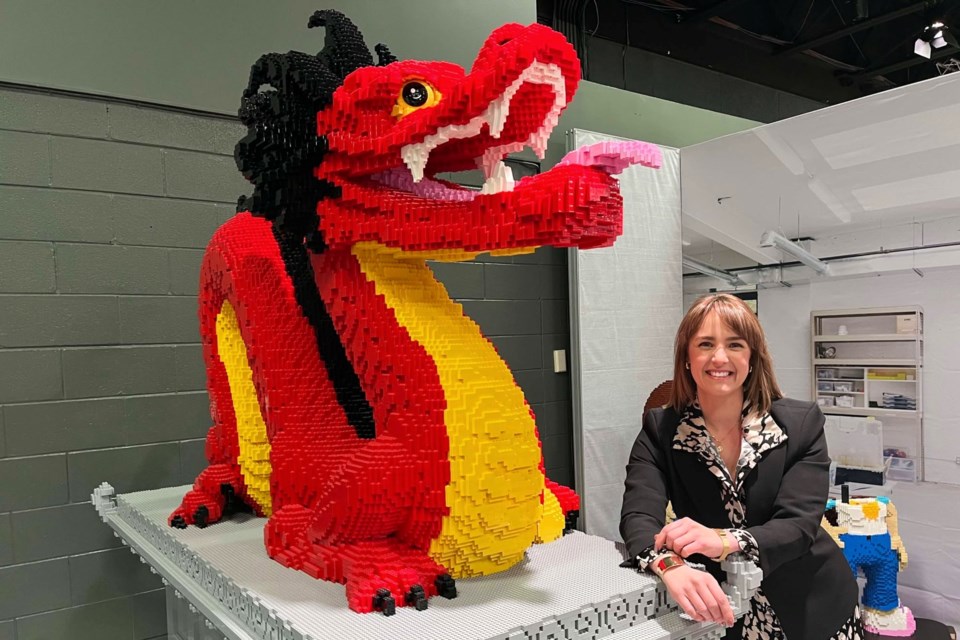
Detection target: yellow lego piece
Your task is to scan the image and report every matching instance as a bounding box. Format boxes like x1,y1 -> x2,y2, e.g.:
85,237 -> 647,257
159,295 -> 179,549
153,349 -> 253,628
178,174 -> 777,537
353,243 -> 548,578
216,301 -> 273,515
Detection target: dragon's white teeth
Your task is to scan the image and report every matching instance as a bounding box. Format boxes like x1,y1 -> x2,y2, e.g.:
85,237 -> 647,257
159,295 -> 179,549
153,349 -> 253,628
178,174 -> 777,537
479,161 -> 515,195
484,95 -> 510,139
401,144 -> 429,183
529,132 -> 549,160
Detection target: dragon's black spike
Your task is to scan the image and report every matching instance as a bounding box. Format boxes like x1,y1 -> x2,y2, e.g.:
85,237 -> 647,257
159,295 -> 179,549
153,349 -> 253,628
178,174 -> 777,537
375,43 -> 397,66
308,9 -> 374,79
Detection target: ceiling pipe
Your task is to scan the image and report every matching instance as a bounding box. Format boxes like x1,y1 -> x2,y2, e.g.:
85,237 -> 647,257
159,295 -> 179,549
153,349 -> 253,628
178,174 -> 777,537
759,230 -> 831,274
776,2 -> 929,56
679,0 -> 756,24
682,256 -> 745,286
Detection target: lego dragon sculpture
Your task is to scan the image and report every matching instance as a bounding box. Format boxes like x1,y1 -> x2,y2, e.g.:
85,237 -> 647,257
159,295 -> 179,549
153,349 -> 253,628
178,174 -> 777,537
169,9 -> 661,614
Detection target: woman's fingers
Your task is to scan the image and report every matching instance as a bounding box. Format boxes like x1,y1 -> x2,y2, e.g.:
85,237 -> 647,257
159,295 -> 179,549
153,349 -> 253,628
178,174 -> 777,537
684,588 -> 709,623
706,578 -> 735,626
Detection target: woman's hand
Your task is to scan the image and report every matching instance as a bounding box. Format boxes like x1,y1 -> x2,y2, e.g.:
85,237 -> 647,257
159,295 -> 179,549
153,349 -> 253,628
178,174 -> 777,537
655,517 -> 727,559
662,565 -> 734,627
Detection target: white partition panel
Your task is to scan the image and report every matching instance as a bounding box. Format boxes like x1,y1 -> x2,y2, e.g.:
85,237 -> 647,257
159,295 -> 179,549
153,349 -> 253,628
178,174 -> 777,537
568,129 -> 683,541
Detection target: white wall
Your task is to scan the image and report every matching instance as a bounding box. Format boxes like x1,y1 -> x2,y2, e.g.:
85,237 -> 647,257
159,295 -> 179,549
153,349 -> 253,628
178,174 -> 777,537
571,131 -> 682,542
757,268 -> 960,485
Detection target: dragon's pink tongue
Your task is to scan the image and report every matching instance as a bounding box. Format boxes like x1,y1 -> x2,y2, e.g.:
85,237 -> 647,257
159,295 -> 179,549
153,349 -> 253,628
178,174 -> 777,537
556,140 -> 662,175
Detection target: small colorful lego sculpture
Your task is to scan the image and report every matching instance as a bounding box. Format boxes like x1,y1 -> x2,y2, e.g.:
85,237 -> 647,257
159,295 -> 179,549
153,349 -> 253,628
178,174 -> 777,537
824,491 -> 915,636
168,9 -> 661,614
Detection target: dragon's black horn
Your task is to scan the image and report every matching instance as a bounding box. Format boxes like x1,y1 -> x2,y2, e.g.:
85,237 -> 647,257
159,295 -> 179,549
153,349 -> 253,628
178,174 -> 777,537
375,43 -> 397,66
308,9 -> 373,78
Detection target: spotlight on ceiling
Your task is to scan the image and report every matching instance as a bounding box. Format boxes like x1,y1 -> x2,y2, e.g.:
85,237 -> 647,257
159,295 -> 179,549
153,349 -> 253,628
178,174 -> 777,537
681,256 -> 745,287
759,230 -> 830,275
915,20 -> 959,59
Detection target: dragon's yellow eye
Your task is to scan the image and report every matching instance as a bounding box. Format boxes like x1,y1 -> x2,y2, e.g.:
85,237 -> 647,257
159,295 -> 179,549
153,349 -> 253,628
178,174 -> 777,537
392,80 -> 441,118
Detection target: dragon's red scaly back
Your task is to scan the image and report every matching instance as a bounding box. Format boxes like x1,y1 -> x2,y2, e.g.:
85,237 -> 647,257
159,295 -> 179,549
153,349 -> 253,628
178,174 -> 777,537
170,9 -> 661,614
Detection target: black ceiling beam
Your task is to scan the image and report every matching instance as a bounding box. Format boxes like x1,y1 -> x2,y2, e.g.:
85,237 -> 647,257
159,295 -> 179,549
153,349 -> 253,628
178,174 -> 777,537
679,0 -> 757,23
776,2 -> 930,56
847,45 -> 959,79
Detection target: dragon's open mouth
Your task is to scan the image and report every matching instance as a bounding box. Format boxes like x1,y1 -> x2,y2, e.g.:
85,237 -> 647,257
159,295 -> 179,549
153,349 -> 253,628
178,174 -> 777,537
313,22 -> 661,254
367,60 -> 566,199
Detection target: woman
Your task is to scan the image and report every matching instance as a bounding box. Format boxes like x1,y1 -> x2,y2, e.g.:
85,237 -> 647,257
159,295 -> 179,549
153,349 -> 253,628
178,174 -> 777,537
620,293 -> 861,639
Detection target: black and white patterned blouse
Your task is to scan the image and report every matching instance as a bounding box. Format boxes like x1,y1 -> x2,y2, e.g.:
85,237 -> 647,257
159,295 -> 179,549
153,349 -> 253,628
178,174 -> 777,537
637,402 -> 863,640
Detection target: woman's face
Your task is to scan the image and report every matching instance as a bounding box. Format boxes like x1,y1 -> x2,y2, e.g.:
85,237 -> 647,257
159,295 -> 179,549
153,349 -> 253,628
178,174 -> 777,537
686,310 -> 752,402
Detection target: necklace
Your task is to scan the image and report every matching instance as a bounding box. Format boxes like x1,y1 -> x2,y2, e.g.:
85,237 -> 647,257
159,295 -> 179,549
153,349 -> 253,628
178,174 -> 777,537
706,425 -> 740,454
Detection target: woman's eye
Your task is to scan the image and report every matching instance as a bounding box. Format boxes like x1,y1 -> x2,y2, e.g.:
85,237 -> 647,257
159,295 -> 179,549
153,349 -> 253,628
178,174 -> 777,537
699,342 -> 712,348
729,342 -> 744,349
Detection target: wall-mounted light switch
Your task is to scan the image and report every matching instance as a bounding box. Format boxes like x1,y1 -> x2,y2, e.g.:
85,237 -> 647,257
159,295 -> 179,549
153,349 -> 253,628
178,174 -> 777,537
553,349 -> 567,373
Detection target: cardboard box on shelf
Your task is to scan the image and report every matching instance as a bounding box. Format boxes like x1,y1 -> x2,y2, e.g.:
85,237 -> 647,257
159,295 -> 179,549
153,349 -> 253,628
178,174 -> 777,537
896,315 -> 917,334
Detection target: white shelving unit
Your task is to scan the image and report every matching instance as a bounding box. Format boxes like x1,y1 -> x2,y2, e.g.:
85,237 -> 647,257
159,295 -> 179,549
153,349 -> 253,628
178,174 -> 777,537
811,306 -> 923,482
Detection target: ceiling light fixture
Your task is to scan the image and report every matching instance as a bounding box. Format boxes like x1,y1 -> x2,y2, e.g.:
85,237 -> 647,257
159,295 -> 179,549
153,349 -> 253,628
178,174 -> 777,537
915,20 -> 959,59
760,230 -> 831,275
681,256 -> 745,286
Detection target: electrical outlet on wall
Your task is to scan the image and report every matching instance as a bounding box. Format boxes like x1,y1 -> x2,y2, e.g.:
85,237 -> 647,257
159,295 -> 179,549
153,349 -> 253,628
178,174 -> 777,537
553,349 -> 567,373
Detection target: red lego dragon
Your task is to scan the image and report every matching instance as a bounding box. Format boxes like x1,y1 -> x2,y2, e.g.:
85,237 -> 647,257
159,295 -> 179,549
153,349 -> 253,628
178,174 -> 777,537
169,9 -> 661,614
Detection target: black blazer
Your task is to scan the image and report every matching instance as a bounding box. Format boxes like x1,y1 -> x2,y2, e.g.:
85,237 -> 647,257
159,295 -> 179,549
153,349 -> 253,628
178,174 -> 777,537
620,397 -> 858,640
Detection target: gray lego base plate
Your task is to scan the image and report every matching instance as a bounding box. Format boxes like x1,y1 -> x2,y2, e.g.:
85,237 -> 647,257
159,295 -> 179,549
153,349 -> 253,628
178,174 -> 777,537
93,483 -> 757,640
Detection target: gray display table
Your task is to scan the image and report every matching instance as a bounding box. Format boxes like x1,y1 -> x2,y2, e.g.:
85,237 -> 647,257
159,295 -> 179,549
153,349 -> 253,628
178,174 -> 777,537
91,483 -> 760,640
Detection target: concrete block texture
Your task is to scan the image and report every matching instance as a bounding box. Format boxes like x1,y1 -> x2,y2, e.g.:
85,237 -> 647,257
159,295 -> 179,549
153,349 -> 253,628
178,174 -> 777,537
69,547 -> 163,605
0,186 -> 116,243
543,367 -> 571,403
67,442 -> 181,500
0,130 -> 50,186
0,454 -> 68,511
484,263 -> 543,300
173,344 -> 206,391
541,299 -> 570,334
0,87 -> 108,138
62,345 -> 180,398
0,241 -> 56,292
0,558 -> 71,619
3,397 -> 125,456
131,589 -> 167,640
108,103 -> 243,155
11,502 -> 123,564
15,597 -> 135,640
0,513 -> 11,566
429,260 -> 484,299
461,299 -> 541,336
51,136 -> 163,195
0,295 -> 120,347
179,438 -> 208,484
163,148 -> 250,203
122,391 -> 211,445
119,295 -> 199,344
489,334 -> 544,371
113,194 -> 225,248
168,248 -> 204,295
56,243 -> 169,294
514,370 -> 545,405
0,620 -> 12,640
0,349 -> 62,403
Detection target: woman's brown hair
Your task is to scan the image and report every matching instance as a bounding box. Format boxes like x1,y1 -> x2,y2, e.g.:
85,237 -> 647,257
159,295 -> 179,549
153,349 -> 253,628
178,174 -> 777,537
669,293 -> 782,415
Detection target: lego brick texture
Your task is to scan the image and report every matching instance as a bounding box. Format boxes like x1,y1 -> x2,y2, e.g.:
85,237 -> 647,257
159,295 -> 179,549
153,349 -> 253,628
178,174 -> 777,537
111,486 -> 732,640
0,85 -> 572,635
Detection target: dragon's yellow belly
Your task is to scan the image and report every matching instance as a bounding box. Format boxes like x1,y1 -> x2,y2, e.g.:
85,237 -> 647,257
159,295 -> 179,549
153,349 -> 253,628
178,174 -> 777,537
353,243 -> 561,577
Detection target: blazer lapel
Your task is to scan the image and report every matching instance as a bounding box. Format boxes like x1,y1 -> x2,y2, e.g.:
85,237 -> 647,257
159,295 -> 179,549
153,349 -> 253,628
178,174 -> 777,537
744,442 -> 786,525
670,449 -> 731,526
